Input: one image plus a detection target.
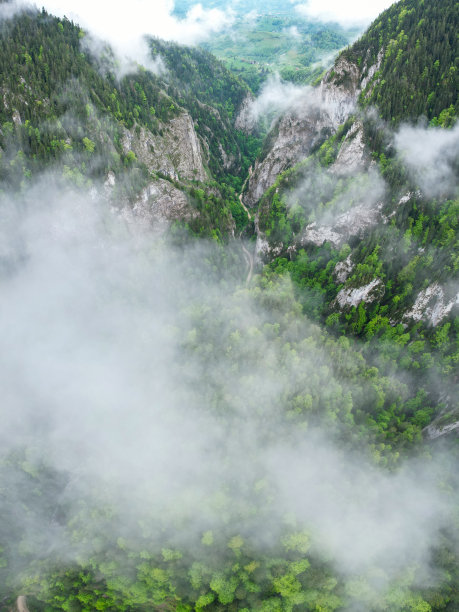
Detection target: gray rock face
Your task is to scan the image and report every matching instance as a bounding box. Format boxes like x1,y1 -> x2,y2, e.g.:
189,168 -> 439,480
234,93 -> 257,133
424,417 -> 459,440
330,121 -> 367,175
301,199 -> 385,249
109,110 -> 211,232
245,105 -> 326,208
360,48 -> 384,100
245,55 -> 363,208
318,56 -> 362,128
405,283 -> 459,327
121,111 -> 207,182
334,255 -> 354,283
335,278 -> 385,309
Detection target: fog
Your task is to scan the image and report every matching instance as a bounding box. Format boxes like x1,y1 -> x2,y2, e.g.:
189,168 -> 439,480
0,1 -> 458,605
0,174 -> 456,603
8,0 -> 234,70
395,122 -> 459,199
244,74 -> 314,125
294,0 -> 395,27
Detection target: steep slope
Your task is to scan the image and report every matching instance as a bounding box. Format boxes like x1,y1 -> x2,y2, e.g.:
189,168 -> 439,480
246,0 -> 458,207
0,8 -> 256,236
2,3 -> 459,610
244,53 -> 364,207
244,0 -> 458,436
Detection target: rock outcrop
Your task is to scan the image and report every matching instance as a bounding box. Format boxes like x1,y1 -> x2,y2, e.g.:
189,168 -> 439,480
335,278 -> 385,309
234,93 -> 256,133
330,120 -> 367,175
301,199 -> 385,249
121,112 -> 207,182
244,55 -> 364,208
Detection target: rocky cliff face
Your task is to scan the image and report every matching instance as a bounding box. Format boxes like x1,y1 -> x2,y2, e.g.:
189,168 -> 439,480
106,110 -> 211,227
244,55 -> 365,208
117,178 -> 198,231
121,111 -> 207,183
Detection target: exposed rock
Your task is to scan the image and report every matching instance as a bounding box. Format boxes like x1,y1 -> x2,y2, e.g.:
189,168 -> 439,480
301,200 -> 385,248
302,223 -> 341,248
244,102 -> 327,207
424,419 -> 459,440
12,109 -> 22,125
336,278 -> 384,309
245,55 -> 363,208
104,171 -> 116,191
360,48 -> 384,98
234,93 -> 256,133
119,178 -> 197,231
218,143 -> 237,171
398,191 -> 422,207
386,191 -> 422,220
254,215 -> 284,263
334,255 -> 354,283
319,55 -> 361,128
255,232 -> 271,262
330,121 -> 367,175
121,112 -> 207,182
334,200 -> 385,235
405,283 -> 459,326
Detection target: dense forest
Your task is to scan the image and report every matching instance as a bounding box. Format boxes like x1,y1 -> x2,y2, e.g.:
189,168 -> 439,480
0,0 -> 458,610
343,0 -> 458,122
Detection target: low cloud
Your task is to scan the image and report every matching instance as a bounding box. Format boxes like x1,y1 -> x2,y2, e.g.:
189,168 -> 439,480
244,74 -> 313,125
394,122 -> 459,198
12,0 -> 234,71
294,0 -> 395,27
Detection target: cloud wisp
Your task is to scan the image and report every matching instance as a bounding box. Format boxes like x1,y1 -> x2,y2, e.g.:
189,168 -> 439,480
294,0 -> 396,27
8,0 -> 234,73
395,122 -> 459,199
243,74 -> 314,126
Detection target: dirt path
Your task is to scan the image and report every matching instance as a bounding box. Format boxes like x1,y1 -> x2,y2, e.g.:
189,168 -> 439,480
16,596 -> 30,612
238,165 -> 253,221
238,192 -> 252,221
241,241 -> 254,285
238,166 -> 255,285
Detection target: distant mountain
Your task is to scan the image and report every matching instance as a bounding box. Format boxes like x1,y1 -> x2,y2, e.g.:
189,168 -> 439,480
244,0 -> 458,427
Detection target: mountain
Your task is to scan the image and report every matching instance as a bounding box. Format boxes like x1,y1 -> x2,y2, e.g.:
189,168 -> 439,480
243,0 -> 458,438
245,1 -> 458,317
1,1 -> 459,611
0,8 -> 259,237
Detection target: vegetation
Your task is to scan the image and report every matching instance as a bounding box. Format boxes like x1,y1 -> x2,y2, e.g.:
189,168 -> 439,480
0,0 -> 458,610
0,9 -> 262,236
342,0 -> 458,122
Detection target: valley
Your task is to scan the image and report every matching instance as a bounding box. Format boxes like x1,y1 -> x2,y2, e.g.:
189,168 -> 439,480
0,0 -> 458,610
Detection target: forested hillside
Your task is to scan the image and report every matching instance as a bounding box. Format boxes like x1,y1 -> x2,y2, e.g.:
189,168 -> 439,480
248,0 -> 458,432
0,0 -> 459,611
0,9 -> 258,235
345,0 -> 458,122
